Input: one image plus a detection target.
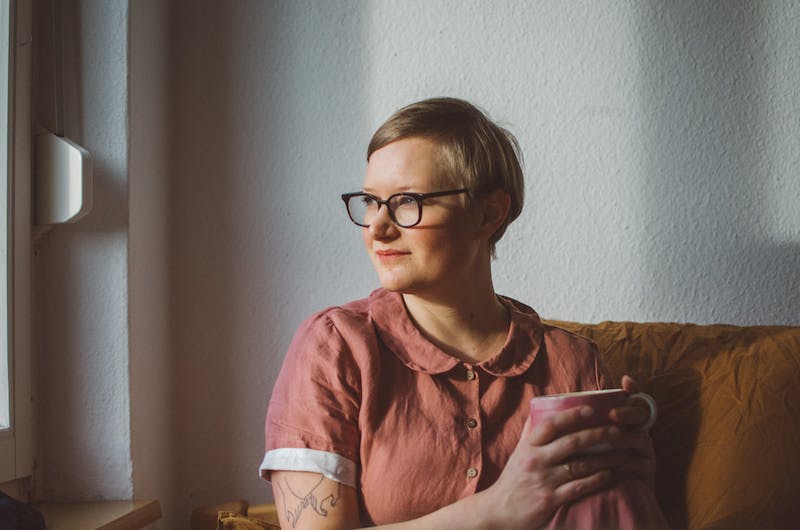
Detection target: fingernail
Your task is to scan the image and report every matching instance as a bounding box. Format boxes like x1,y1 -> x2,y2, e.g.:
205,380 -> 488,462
581,406 -> 594,417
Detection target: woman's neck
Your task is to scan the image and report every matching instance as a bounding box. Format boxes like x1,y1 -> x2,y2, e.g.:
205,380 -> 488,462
402,284 -> 511,364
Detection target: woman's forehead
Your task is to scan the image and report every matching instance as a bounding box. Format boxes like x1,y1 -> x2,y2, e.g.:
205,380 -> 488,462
364,137 -> 453,192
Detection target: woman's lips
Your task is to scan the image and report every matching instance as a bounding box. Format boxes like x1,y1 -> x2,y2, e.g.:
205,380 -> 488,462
375,249 -> 410,260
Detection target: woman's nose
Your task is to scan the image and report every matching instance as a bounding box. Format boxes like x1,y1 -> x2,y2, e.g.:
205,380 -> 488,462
368,205 -> 398,239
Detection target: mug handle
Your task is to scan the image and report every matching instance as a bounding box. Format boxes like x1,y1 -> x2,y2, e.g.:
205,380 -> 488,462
629,392 -> 658,431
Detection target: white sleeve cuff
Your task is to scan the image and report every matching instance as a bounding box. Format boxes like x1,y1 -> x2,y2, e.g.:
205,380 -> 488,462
259,448 -> 357,488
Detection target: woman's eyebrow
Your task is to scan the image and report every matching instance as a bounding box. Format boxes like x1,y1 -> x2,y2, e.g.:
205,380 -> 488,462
361,186 -> 416,194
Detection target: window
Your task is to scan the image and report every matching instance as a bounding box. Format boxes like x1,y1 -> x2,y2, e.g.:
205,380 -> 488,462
0,0 -> 33,486
1,0 -> 10,433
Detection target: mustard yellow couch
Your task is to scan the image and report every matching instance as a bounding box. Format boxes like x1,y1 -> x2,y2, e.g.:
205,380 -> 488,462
194,321 -> 800,530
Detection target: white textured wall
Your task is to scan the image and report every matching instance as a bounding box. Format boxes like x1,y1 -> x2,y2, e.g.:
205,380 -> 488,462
34,1 -> 799,529
357,1 -> 800,325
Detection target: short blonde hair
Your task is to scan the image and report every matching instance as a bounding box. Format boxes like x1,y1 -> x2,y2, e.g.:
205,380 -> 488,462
368,97 -> 524,257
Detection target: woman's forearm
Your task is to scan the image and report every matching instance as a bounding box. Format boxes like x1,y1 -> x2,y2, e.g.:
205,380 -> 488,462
360,489 -> 494,530
273,471 -> 497,530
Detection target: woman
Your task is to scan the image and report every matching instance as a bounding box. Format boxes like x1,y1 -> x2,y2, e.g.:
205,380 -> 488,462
261,98 -> 667,529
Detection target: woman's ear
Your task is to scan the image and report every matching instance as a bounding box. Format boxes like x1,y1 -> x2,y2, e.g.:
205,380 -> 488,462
479,189 -> 511,239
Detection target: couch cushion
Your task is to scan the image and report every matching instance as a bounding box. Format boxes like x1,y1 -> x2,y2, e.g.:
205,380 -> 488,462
549,321 -> 800,530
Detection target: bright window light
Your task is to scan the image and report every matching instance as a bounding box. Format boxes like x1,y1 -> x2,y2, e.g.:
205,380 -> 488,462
0,0 -> 10,432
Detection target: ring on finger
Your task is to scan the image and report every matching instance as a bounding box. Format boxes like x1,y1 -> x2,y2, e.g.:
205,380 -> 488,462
562,462 -> 574,480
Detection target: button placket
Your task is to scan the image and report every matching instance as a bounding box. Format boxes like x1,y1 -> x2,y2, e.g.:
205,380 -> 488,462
462,363 -> 482,485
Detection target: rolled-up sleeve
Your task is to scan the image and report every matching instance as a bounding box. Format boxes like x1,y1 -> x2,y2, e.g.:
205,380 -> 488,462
261,312 -> 362,486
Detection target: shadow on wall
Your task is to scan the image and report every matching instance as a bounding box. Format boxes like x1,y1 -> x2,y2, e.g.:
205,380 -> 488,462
635,1 -> 799,325
166,2 -> 369,529
167,3 -> 241,527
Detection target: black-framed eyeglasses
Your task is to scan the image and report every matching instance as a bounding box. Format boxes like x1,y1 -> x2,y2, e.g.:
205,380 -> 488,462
341,188 -> 468,228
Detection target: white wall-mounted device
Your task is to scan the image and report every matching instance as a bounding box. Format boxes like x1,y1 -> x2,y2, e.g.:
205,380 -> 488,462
34,131 -> 92,225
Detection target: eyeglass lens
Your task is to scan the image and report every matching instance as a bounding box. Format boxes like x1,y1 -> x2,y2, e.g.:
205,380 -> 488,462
347,194 -> 421,227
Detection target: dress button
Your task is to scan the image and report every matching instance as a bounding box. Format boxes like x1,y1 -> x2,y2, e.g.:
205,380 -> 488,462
466,369 -> 476,381
466,418 -> 478,429
466,467 -> 478,479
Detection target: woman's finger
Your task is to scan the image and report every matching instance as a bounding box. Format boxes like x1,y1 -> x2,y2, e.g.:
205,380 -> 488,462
527,405 -> 595,446
540,423 -> 622,465
553,470 -> 613,505
621,374 -> 640,393
561,448 -> 656,491
560,452 -> 631,482
609,404 -> 650,427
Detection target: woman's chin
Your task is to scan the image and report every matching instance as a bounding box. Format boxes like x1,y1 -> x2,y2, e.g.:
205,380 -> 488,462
377,278 -> 410,292
375,271 -> 415,293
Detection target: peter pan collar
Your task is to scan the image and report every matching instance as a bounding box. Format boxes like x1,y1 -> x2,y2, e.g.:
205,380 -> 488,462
368,288 -> 543,376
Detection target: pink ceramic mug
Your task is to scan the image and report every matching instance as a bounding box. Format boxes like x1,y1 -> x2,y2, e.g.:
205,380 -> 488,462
529,389 -> 657,453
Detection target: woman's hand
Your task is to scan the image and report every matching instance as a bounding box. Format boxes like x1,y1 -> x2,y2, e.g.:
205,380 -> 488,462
479,406 -> 622,530
606,375 -> 658,489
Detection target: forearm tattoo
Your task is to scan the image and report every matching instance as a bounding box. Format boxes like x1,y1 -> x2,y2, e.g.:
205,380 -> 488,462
276,475 -> 343,528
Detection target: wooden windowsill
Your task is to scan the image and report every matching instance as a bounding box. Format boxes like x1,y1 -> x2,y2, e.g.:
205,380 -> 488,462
33,499 -> 161,530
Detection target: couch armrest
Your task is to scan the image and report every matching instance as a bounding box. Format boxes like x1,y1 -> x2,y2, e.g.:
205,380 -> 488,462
191,500 -> 248,530
247,503 -> 279,522
191,501 -> 280,530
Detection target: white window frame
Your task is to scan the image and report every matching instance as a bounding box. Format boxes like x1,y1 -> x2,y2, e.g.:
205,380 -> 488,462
0,0 -> 33,485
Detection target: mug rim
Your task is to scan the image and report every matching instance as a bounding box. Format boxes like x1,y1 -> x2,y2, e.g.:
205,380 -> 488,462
533,388 -> 625,400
